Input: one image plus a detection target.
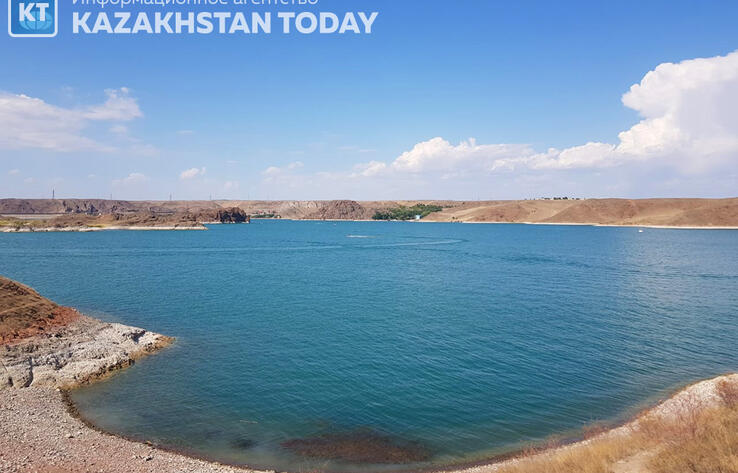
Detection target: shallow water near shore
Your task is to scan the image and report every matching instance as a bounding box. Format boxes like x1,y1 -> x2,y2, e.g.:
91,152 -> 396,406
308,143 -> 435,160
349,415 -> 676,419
1,221 -> 737,472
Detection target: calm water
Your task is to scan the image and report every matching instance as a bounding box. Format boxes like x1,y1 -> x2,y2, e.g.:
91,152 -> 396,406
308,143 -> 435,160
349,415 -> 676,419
1,221 -> 736,471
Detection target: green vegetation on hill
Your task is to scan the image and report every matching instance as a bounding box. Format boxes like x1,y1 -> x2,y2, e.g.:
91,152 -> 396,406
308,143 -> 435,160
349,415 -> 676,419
372,204 -> 443,221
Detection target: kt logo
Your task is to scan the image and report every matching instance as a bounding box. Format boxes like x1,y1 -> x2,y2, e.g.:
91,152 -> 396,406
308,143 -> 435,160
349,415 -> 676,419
8,0 -> 57,37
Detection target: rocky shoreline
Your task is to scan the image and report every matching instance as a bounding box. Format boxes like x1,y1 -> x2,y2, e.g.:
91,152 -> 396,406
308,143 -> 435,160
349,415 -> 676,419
0,275 -> 262,472
0,315 -> 173,390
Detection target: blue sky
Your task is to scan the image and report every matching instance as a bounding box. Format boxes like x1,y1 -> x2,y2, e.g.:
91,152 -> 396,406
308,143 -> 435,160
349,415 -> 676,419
1,0 -> 737,200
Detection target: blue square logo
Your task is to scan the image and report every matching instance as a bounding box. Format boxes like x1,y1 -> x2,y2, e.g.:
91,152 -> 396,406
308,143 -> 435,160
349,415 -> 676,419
8,0 -> 57,37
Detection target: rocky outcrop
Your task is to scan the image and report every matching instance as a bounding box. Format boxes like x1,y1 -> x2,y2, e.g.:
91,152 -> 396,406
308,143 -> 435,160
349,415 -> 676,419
0,315 -> 173,390
217,207 -> 251,223
0,276 -> 173,390
197,207 -> 251,223
305,200 -> 370,220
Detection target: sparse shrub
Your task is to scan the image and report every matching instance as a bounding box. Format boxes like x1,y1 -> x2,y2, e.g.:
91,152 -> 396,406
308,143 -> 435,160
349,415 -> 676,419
718,379 -> 738,408
647,402 -> 738,473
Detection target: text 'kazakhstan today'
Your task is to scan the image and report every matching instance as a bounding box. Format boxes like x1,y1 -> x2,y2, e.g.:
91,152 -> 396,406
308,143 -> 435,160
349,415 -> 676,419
72,11 -> 378,34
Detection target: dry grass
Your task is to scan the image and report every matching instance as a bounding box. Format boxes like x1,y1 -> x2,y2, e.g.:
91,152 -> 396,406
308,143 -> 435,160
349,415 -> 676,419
498,378 -> 738,473
648,405 -> 738,473
499,437 -> 639,473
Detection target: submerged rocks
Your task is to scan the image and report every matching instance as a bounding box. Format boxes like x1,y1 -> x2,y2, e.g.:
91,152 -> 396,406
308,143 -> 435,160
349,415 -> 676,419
281,429 -> 431,464
231,437 -> 256,450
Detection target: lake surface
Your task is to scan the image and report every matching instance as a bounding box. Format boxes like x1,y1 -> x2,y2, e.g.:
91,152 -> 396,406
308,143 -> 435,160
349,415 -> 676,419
1,221 -> 736,471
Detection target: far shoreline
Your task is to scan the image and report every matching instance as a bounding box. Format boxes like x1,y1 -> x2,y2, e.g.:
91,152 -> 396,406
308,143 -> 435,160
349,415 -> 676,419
284,218 -> 738,230
2,197 -> 738,230
4,219 -> 738,232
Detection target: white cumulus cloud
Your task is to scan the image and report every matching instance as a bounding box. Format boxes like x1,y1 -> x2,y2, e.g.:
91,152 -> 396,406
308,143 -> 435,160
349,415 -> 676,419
392,138 -> 533,173
353,50 -> 738,178
0,88 -> 143,152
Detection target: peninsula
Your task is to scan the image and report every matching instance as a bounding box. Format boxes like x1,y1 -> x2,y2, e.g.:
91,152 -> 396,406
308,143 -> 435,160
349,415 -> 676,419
0,205 -> 251,232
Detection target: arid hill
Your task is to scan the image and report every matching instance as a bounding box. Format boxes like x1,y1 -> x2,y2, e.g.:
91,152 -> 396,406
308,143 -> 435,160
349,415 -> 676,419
2,198 -> 737,227
423,198 -> 738,227
304,200 -> 373,220
0,198 -> 223,215
0,205 -> 253,231
0,276 -> 79,344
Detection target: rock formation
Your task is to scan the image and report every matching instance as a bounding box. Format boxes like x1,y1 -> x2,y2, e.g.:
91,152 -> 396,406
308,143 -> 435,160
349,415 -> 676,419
305,200 -> 371,220
0,276 -> 173,390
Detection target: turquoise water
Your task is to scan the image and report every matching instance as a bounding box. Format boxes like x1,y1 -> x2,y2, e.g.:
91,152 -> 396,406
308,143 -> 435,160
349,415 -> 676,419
1,221 -> 736,471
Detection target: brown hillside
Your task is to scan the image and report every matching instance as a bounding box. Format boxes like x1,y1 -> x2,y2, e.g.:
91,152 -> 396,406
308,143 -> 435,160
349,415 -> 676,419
304,200 -> 372,220
425,198 -> 738,227
0,277 -> 79,344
